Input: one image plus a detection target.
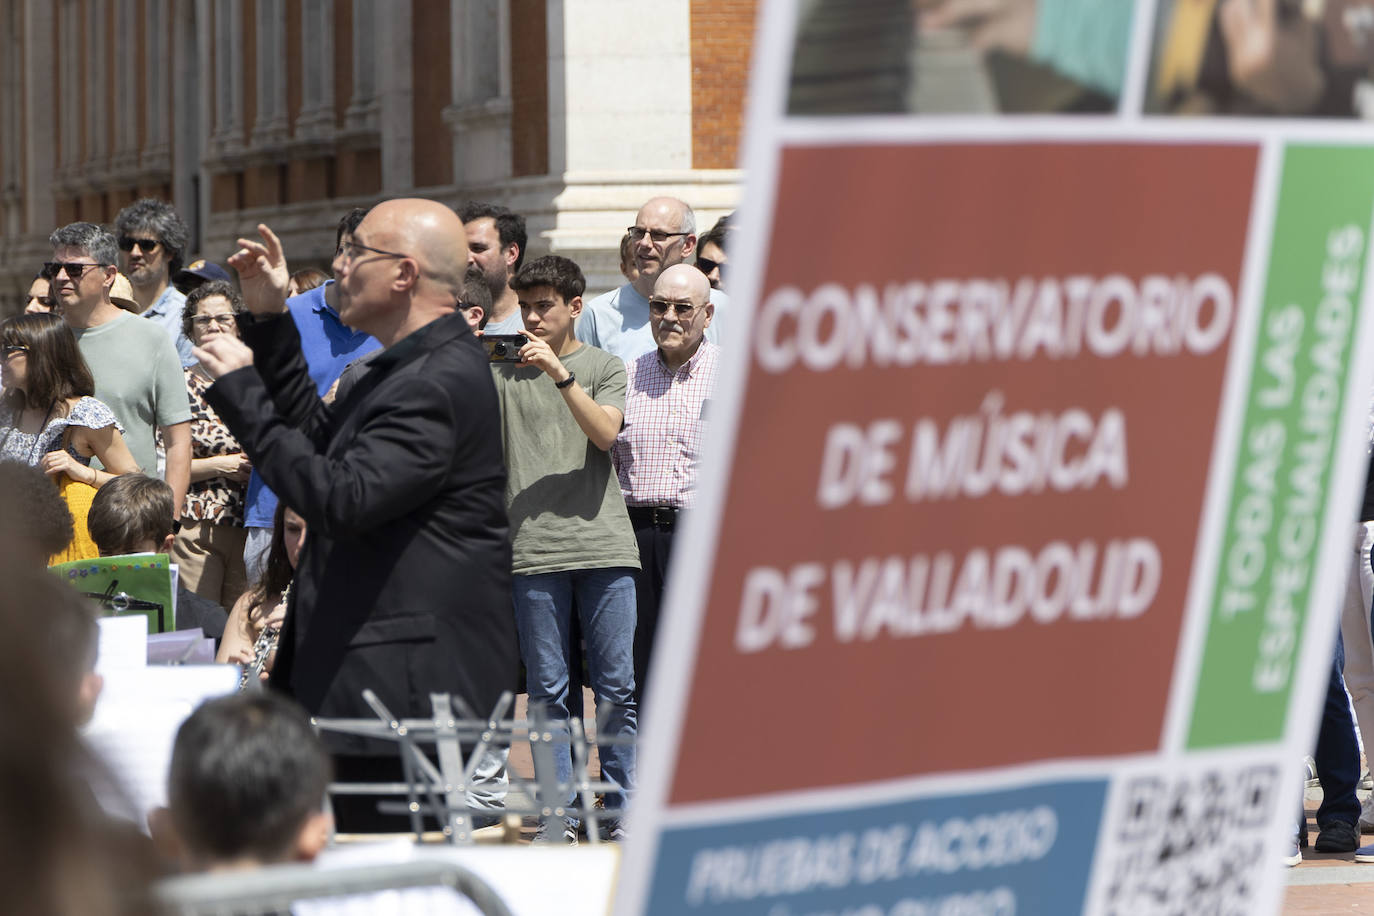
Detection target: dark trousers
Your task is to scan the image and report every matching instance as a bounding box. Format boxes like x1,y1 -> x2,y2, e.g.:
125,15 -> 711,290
1315,630 -> 1361,828
629,515 -> 675,703
331,753 -> 440,834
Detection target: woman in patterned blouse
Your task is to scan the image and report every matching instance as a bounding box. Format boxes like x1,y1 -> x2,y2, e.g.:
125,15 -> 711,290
173,281 -> 253,609
0,314 -> 141,562
0,314 -> 139,483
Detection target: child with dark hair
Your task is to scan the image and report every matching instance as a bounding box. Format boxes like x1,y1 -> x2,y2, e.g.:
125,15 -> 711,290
86,473 -> 228,641
0,460 -> 75,566
155,691 -> 332,871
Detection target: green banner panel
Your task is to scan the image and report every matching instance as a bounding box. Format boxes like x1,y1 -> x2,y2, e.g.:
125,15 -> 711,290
1188,144 -> 1374,748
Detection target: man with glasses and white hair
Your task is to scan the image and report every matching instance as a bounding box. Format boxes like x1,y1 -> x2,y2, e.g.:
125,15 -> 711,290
577,196 -> 726,363
611,263 -> 718,704
52,221 -> 192,516
114,198 -> 196,367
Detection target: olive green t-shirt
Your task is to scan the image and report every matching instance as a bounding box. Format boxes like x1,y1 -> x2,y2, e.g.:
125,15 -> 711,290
491,344 -> 640,576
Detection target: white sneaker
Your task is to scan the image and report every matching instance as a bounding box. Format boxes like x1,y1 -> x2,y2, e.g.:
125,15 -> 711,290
1361,793 -> 1374,832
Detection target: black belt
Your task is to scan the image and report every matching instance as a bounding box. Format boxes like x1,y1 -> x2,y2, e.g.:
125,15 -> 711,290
627,505 -> 680,531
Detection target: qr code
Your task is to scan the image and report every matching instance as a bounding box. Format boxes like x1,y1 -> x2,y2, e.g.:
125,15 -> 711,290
1100,765 -> 1280,916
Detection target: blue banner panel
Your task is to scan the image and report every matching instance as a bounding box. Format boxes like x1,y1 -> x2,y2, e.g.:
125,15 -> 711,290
647,779 -> 1107,916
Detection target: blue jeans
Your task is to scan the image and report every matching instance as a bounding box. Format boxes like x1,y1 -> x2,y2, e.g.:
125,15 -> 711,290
513,568 -> 637,812
1315,630 -> 1361,828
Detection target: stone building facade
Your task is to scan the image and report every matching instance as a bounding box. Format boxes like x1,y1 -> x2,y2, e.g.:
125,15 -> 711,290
0,0 -> 753,313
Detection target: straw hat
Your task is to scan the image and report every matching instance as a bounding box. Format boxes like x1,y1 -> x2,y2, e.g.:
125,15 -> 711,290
109,272 -> 139,312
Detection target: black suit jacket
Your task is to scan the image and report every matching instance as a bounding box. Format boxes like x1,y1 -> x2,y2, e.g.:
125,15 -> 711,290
207,310 -> 518,754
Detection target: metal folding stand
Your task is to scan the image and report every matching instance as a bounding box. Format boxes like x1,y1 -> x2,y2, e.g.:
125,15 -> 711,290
314,689 -> 636,844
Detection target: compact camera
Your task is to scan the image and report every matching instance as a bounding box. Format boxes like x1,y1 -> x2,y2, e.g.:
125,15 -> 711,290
484,333 -> 528,363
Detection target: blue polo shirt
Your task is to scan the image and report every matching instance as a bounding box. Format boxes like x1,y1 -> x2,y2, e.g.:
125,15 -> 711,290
242,281 -> 381,528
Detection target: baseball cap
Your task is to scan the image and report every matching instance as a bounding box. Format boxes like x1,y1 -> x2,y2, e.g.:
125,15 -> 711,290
173,258 -> 233,290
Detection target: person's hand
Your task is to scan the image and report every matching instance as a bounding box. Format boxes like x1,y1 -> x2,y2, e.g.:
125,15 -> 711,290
518,335 -> 571,383
227,646 -> 270,681
211,453 -> 252,482
1220,0 -> 1325,113
227,223 -> 291,316
263,599 -> 288,631
194,336 -> 255,379
917,0 -> 1036,54
39,449 -> 95,485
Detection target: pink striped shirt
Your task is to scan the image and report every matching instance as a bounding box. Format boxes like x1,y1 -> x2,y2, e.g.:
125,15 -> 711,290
612,341 -> 719,508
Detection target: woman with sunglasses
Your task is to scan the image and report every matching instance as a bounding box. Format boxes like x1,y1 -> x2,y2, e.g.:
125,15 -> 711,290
0,313 -> 140,560
172,281 -> 253,609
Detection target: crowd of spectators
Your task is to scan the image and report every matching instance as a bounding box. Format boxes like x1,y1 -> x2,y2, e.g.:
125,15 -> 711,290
0,192 -> 737,884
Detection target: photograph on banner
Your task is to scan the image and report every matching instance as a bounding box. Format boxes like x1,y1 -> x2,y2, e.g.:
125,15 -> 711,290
787,0 -> 1134,115
1146,0 -> 1374,117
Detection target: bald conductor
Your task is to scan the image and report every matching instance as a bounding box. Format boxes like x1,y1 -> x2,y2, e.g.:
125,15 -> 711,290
196,200 -> 518,782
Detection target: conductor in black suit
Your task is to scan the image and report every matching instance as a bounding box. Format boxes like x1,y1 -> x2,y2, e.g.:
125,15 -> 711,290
195,199 -> 518,829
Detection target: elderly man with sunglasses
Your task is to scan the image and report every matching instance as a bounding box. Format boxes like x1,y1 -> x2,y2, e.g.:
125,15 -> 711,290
610,263 -> 718,704
577,196 -> 727,364
51,222 -> 192,516
114,198 -> 196,367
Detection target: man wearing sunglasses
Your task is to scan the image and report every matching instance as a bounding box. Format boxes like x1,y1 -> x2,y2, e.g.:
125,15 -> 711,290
114,198 -> 196,367
577,196 -> 727,364
611,264 -> 717,704
51,222 -> 192,517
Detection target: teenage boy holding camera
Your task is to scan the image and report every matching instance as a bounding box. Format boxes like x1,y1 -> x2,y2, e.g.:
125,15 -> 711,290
491,255 -> 638,844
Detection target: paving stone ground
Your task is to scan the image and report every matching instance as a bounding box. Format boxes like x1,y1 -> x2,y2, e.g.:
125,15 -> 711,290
1283,781 -> 1374,912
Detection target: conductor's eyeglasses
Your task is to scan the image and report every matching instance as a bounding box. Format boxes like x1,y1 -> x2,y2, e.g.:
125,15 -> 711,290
338,240 -> 410,263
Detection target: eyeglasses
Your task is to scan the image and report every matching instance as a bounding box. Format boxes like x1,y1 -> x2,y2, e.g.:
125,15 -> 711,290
42,261 -> 106,280
338,239 -> 411,263
2,345 -> 28,358
191,313 -> 237,328
648,298 -> 700,318
628,227 -> 689,245
117,236 -> 160,254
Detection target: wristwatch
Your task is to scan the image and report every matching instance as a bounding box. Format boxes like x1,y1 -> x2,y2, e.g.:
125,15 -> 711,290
555,373 -> 576,389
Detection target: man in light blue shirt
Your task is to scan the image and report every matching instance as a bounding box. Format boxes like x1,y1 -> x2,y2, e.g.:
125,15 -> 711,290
577,196 -> 726,364
241,208 -> 382,579
115,198 -> 196,367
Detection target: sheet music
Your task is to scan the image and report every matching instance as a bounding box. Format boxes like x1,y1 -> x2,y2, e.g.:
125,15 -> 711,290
147,630 -> 215,665
95,615 -> 148,674
83,665 -> 238,829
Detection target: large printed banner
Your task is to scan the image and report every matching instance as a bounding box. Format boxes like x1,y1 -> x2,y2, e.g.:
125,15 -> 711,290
618,3 -> 1374,915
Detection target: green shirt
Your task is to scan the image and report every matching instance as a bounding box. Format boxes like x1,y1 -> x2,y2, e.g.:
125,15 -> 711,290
72,312 -> 191,476
492,344 -> 640,576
